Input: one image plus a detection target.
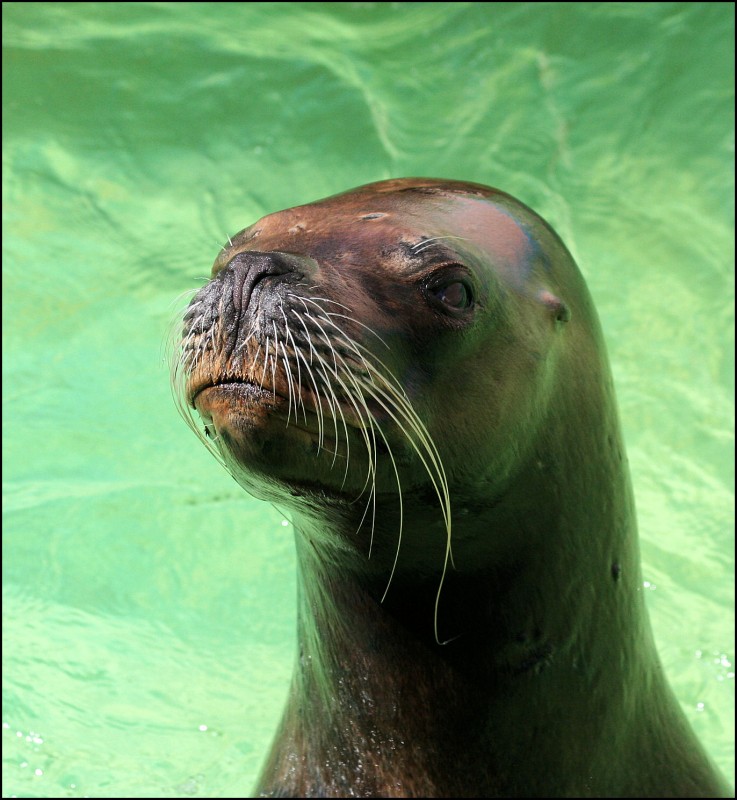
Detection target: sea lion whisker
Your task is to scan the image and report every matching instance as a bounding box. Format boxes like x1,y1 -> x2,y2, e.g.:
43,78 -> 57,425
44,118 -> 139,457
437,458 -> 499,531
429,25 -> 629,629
341,342 -> 414,402
360,363 -> 451,531
284,306 -> 373,483
355,377 -> 452,643
306,324 -> 379,496
169,355 -> 226,471
352,360 -> 451,538
271,322 -> 282,405
319,311 -> 390,352
289,305 -> 378,382
289,296 -> 352,350
337,365 -> 380,540
310,354 -> 343,466
372,424 -> 403,599
289,293 -> 352,312
278,340 -> 296,426
170,325 -> 194,374
234,331 -> 253,357
296,296 -> 343,321
356,371 -> 451,533
290,293 -> 318,322
364,366 -> 448,480
283,314 -> 308,425
249,342 -> 262,381
293,309 -> 380,487
169,287 -> 201,308
178,308 -> 202,346
298,296 -> 390,351
303,331 -> 348,458
298,349 -> 327,452
411,234 -> 471,254
356,475 -> 378,555
260,336 -> 270,391
323,333 -> 378,385
293,333 -> 326,451
308,331 -> 436,525
302,309 -> 341,377
235,316 -> 258,355
292,308 -> 317,367
318,346 -> 395,562
335,366 -> 380,505
319,352 -> 377,489
277,303 -> 299,425
208,324 -> 217,362
170,323 -> 196,394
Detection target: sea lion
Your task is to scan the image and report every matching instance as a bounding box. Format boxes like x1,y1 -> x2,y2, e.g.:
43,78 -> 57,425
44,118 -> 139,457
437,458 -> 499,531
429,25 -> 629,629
171,179 -> 731,797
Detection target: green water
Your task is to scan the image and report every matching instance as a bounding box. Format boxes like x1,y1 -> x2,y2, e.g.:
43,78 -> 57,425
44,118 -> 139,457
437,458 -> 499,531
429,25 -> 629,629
3,2 -> 733,797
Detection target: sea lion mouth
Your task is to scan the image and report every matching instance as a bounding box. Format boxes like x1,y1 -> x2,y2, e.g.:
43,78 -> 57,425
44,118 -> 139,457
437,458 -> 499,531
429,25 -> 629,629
188,376 -> 277,408
188,371 -> 382,432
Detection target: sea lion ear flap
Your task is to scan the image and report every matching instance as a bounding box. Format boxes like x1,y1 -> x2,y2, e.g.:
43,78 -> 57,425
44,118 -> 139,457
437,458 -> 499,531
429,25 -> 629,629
537,289 -> 571,324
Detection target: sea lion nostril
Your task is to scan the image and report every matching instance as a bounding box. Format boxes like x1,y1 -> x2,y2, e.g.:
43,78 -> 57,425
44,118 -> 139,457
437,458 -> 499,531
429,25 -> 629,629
222,250 -> 307,312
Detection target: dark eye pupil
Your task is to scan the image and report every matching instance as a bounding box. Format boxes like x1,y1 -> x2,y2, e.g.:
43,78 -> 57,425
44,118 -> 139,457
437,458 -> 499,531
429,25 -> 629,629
435,281 -> 470,309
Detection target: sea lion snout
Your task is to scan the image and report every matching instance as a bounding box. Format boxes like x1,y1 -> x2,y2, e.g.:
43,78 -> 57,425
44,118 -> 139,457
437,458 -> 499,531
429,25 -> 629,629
215,250 -> 315,315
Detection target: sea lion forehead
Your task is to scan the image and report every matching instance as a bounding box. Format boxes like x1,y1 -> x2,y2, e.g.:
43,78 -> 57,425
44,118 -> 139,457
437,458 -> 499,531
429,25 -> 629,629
218,179 -> 539,278
339,179 -> 543,282
303,179 -> 538,270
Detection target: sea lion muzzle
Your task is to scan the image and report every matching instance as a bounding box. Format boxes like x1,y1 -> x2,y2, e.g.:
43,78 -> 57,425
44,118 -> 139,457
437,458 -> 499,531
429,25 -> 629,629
208,250 -> 315,338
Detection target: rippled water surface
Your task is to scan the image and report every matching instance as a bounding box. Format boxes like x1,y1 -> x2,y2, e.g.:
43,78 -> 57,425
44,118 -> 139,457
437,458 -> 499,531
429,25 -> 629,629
3,3 -> 733,797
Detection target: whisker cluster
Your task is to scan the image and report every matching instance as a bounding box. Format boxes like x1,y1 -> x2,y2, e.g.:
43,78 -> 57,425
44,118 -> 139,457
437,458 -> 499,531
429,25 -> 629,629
169,281 -> 453,644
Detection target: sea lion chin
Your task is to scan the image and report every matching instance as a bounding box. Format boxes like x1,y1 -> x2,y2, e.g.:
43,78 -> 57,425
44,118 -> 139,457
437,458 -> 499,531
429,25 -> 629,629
171,178 -> 731,798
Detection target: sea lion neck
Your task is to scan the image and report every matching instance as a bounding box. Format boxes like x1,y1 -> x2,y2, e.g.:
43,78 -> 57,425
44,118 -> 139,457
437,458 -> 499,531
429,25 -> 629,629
263,494 -> 649,797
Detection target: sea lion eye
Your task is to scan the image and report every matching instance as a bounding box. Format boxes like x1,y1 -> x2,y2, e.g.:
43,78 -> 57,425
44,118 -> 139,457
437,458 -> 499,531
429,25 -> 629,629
432,280 -> 473,310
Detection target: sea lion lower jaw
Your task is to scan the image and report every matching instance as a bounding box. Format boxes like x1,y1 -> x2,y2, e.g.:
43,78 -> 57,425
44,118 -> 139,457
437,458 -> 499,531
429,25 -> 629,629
172,178 -> 732,797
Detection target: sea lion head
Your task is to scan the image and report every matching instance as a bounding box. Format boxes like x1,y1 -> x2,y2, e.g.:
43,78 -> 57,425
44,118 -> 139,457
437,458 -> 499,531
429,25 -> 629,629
171,178 -> 612,606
